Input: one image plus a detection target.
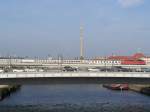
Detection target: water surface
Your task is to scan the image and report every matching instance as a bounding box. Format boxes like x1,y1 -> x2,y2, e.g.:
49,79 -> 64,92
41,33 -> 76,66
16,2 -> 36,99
0,84 -> 150,112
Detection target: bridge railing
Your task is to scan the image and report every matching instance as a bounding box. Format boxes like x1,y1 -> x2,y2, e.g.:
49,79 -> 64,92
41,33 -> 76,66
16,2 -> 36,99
0,72 -> 150,78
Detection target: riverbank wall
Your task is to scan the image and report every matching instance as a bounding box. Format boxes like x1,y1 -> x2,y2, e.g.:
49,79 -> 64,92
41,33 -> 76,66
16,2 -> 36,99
129,84 -> 150,95
0,85 -> 20,101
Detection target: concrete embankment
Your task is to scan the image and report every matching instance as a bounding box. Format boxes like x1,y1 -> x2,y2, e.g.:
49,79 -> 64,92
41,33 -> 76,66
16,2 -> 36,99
0,85 -> 20,101
129,84 -> 150,96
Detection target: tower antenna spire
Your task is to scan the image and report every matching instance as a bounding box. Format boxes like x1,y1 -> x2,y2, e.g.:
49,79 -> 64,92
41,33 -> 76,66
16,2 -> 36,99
80,24 -> 84,60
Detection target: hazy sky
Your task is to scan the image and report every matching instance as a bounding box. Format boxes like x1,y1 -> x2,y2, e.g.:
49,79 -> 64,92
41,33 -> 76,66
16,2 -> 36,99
0,0 -> 150,58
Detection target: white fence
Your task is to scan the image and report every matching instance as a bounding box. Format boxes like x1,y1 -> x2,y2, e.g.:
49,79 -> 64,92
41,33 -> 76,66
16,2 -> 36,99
0,72 -> 150,78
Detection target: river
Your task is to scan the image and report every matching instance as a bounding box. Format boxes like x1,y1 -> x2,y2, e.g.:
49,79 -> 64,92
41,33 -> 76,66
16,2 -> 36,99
0,84 -> 150,112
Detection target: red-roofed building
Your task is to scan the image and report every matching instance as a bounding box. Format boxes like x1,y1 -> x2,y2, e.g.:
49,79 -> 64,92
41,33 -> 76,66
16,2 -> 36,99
133,53 -> 146,59
108,53 -> 146,65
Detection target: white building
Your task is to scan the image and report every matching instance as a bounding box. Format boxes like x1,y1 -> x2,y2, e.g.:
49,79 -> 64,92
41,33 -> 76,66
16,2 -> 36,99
141,57 -> 150,65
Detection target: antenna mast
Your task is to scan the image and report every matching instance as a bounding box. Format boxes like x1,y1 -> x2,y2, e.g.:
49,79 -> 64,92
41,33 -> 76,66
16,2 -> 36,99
80,24 -> 84,60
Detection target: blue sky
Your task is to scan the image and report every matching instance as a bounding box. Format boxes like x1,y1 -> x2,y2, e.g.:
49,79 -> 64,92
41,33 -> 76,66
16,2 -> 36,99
0,0 -> 150,58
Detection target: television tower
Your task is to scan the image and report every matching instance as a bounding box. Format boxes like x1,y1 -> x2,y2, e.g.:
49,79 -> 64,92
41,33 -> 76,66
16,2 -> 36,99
80,24 -> 84,60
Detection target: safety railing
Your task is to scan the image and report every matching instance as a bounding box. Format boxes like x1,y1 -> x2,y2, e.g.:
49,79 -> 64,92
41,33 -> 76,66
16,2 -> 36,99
0,72 -> 150,78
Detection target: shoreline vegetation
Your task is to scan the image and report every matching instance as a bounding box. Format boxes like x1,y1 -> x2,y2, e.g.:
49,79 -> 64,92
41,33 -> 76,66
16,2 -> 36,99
0,85 -> 20,101
129,84 -> 150,96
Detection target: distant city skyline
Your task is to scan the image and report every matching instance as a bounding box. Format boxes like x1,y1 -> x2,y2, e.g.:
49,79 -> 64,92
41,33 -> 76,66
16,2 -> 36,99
0,0 -> 150,58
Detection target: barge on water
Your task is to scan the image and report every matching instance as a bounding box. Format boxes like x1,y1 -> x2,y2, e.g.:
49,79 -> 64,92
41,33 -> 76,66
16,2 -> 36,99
103,84 -> 129,90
